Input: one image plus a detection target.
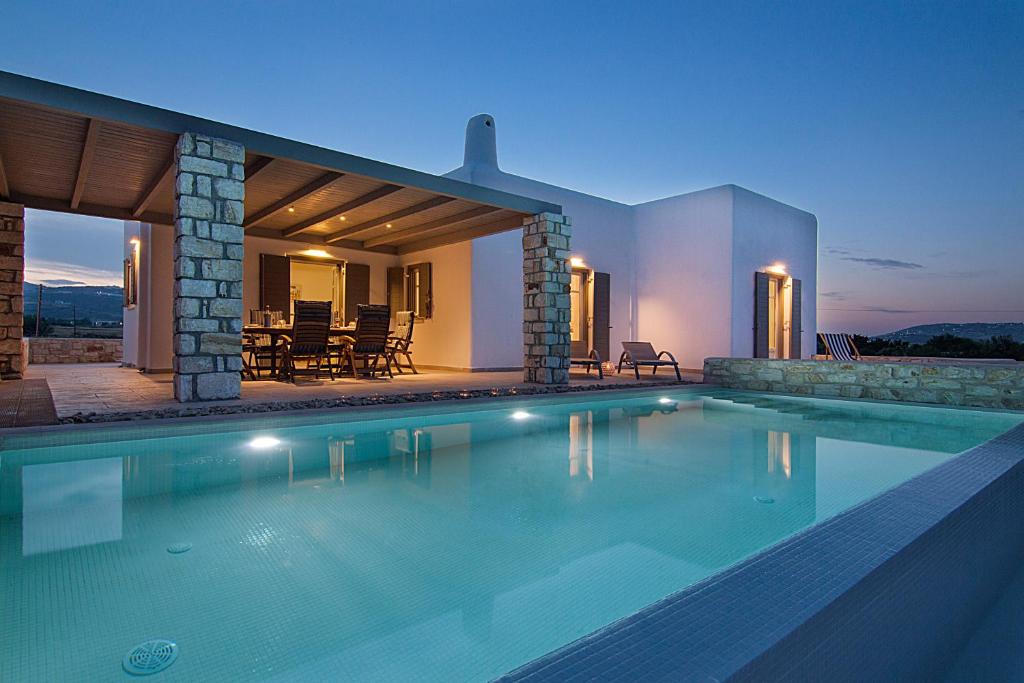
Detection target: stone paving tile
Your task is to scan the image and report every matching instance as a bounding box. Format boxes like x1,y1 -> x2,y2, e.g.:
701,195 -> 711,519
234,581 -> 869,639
25,363 -> 702,418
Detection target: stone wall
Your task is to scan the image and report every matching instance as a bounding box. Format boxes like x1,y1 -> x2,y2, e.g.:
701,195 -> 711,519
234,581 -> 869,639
523,212 -> 572,384
28,338 -> 123,364
0,202 -> 24,379
704,357 -> 1024,410
172,132 -> 245,401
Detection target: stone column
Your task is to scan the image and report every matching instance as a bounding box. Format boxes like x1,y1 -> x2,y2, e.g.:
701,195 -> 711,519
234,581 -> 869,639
523,212 -> 572,384
172,133 -> 245,401
0,202 -> 24,379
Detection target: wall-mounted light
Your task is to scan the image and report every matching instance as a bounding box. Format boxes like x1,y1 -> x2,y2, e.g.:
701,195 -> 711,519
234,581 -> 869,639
299,249 -> 332,259
766,262 -> 787,275
569,256 -> 585,268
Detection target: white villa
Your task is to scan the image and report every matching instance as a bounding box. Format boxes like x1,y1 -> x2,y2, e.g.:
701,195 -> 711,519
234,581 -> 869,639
0,71 -> 816,402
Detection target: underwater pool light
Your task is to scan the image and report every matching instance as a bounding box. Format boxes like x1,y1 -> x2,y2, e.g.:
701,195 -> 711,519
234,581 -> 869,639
658,397 -> 675,405
249,436 -> 281,450
510,411 -> 531,420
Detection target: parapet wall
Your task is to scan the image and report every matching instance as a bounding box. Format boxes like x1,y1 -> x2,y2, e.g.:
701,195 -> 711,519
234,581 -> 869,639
703,357 -> 1024,410
27,338 -> 123,364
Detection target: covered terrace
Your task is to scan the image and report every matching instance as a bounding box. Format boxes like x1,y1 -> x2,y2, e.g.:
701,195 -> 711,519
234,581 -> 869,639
0,70 -> 574,402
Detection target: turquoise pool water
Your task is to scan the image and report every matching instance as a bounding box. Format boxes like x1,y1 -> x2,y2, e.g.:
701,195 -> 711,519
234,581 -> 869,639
1,388 -> 1020,681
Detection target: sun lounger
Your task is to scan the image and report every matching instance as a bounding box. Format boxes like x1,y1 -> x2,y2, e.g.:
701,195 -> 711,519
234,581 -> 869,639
617,341 -> 682,381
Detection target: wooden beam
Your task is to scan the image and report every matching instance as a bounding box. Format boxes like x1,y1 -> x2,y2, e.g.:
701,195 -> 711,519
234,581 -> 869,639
324,195 -> 456,244
243,171 -> 344,229
70,118 -> 101,209
0,150 -> 9,198
131,157 -> 175,218
397,215 -> 525,254
9,191 -> 174,226
246,227 -> 397,254
244,156 -> 275,182
362,206 -> 502,248
282,184 -> 402,238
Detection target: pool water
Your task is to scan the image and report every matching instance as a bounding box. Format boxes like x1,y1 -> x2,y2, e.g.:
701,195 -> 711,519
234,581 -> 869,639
1,389 -> 1020,681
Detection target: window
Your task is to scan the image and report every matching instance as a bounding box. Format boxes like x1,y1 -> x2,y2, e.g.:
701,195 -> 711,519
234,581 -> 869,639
388,263 -> 432,319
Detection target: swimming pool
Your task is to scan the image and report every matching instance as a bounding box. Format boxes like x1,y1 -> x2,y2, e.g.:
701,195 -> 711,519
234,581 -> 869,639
1,388 -> 1020,681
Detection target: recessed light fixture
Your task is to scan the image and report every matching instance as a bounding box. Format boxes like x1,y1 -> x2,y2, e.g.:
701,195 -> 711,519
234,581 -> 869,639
248,436 -> 281,449
511,410 -> 531,420
386,223 -> 393,228
288,206 -> 296,213
339,216 -> 346,221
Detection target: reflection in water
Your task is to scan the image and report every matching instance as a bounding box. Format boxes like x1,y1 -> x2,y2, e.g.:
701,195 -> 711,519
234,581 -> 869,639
21,457 -> 123,556
768,430 -> 792,479
568,413 -> 593,480
0,392 -> 1019,683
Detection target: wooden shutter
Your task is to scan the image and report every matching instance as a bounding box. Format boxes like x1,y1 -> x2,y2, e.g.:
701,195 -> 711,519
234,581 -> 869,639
344,262 -> 370,324
259,254 -> 291,319
387,266 -> 405,316
789,278 -> 802,359
592,272 -> 611,363
406,263 -> 432,319
753,271 -> 769,358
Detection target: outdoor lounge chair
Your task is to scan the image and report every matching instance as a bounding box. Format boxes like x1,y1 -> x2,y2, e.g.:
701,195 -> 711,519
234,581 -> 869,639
386,311 -> 418,374
570,349 -> 604,379
617,341 -> 682,381
335,304 -> 392,379
818,332 -> 862,361
280,300 -> 334,382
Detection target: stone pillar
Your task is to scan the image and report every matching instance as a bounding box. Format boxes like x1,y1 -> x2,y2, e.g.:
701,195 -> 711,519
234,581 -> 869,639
523,212 -> 572,384
0,202 -> 24,379
172,133 -> 245,401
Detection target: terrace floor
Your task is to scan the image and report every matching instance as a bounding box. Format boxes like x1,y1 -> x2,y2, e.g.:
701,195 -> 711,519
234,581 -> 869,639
24,363 -> 702,419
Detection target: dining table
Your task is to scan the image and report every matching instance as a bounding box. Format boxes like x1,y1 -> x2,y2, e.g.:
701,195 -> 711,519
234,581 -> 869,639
242,324 -> 357,379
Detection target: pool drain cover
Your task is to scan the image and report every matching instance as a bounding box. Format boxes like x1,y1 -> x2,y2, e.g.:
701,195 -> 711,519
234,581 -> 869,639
754,495 -> 775,504
166,542 -> 192,554
123,639 -> 178,676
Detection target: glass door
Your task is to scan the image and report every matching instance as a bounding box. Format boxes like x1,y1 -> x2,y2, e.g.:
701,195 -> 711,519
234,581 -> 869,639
569,269 -> 590,358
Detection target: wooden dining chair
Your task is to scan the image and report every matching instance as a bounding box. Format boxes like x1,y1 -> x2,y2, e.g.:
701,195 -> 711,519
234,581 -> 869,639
336,304 -> 392,378
280,300 -> 334,382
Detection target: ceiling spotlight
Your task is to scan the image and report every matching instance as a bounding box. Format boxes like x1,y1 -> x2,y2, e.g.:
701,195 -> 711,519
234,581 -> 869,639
386,223 -> 393,228
339,216 -> 346,221
288,207 -> 296,213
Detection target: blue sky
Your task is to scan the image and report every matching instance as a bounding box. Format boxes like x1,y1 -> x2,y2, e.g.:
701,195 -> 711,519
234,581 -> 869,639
5,0 -> 1022,335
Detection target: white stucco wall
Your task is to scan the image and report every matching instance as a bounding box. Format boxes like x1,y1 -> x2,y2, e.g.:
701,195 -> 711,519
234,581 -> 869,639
122,222 -> 174,372
730,186 -> 818,358
398,241 -> 474,370
632,186 -> 735,370
445,122 -> 636,369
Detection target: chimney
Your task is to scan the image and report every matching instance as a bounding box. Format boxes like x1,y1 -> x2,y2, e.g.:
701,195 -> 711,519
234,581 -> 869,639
463,114 -> 498,171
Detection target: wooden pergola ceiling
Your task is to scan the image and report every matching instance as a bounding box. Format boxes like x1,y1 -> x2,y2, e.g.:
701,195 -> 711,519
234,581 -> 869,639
0,71 -> 560,255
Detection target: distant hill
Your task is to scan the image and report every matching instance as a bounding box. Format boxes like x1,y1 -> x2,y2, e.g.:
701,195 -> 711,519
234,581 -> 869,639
876,322 -> 1024,344
23,283 -> 123,323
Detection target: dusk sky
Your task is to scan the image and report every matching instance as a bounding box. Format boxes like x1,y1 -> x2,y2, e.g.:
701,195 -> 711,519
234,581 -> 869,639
4,1 -> 1022,336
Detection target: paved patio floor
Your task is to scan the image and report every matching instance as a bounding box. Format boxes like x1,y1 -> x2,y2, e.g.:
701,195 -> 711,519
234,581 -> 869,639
26,363 -> 702,418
